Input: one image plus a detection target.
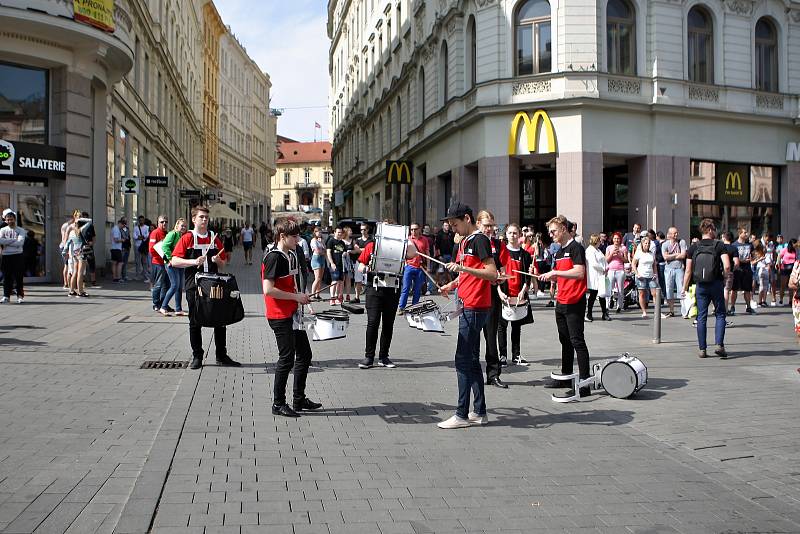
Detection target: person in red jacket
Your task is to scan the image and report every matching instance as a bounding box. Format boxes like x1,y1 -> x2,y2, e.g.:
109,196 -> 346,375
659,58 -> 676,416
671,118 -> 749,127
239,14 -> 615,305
262,217 -> 322,418
149,215 -> 171,313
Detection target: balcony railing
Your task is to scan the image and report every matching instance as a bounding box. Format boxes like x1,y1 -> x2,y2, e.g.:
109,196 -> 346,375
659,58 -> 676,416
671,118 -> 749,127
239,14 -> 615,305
295,181 -> 321,189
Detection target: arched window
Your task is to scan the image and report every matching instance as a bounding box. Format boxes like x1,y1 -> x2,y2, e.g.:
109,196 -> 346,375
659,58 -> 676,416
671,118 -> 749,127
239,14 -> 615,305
387,106 -> 392,149
378,116 -> 383,157
418,67 -> 426,121
688,6 -> 713,83
515,0 -> 551,75
440,41 -> 449,104
755,18 -> 778,92
607,0 -> 636,75
466,16 -> 477,88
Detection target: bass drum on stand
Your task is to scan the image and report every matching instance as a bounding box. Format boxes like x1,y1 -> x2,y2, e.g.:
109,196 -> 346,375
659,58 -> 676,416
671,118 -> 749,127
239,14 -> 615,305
600,354 -> 647,399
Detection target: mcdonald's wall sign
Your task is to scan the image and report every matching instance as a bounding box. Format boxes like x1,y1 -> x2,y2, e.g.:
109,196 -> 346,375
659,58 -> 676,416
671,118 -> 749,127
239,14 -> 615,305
386,160 -> 413,184
508,110 -> 557,156
716,163 -> 749,202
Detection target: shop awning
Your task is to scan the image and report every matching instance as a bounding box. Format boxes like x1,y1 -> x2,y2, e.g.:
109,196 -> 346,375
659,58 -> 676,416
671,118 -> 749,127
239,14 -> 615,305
209,203 -> 244,221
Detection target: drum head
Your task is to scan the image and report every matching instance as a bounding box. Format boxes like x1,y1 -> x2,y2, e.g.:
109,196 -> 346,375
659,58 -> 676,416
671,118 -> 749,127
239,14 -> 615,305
601,361 -> 637,399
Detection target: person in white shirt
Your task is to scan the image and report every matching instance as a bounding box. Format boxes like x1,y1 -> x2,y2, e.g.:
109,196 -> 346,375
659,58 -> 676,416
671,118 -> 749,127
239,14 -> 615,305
632,235 -> 658,318
661,227 -> 687,318
240,222 -> 255,265
110,218 -> 125,282
133,215 -> 151,282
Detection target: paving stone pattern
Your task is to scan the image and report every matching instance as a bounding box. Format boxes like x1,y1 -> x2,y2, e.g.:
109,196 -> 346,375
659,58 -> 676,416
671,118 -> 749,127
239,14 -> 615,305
0,253 -> 799,533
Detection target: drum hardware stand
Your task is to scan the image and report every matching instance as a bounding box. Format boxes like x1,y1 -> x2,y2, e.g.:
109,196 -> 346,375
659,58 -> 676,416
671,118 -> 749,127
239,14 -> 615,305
372,272 -> 401,289
549,370 -> 600,403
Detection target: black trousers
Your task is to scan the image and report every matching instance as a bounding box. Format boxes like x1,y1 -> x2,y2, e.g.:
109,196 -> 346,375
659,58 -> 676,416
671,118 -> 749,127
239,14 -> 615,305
1,254 -> 24,298
268,317 -> 313,406
364,285 -> 400,360
497,318 -> 521,359
186,287 -> 227,360
586,289 -> 608,317
555,297 -> 591,379
482,288 -> 502,379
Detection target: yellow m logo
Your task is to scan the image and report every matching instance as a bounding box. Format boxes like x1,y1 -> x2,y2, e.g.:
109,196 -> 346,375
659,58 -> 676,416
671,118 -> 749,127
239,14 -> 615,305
725,172 -> 742,192
386,161 -> 412,184
508,110 -> 556,156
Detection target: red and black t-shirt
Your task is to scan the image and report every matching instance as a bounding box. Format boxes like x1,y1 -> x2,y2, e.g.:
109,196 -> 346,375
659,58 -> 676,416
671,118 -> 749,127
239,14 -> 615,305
553,239 -> 587,305
457,232 -> 493,310
261,249 -> 299,320
502,246 -> 533,298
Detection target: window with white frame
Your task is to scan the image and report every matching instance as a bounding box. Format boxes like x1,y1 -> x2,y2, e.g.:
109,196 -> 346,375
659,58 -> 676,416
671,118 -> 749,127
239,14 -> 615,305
606,0 -> 636,75
687,7 -> 714,83
515,0 -> 551,75
755,17 -> 778,92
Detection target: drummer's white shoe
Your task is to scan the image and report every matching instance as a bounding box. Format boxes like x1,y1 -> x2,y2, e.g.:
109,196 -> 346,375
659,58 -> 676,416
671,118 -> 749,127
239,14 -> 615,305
437,415 -> 471,429
467,412 -> 488,426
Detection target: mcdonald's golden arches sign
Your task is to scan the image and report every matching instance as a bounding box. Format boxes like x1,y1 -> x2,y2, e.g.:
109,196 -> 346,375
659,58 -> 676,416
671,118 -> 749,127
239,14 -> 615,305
508,110 -> 557,156
716,163 -> 749,202
386,161 -> 412,184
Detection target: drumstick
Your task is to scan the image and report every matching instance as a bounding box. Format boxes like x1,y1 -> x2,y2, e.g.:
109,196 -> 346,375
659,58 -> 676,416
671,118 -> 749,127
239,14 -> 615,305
421,267 -> 453,300
512,269 -> 540,279
308,283 -> 334,297
416,251 -> 448,267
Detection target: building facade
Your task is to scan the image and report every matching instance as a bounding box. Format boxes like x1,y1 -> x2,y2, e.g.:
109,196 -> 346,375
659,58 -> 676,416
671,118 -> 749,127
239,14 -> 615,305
328,0 -> 800,238
1,0 -> 276,282
273,139 -> 333,214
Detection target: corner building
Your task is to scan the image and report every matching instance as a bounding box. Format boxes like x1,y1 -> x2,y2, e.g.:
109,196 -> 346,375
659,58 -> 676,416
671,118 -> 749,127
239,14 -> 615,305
328,0 -> 800,237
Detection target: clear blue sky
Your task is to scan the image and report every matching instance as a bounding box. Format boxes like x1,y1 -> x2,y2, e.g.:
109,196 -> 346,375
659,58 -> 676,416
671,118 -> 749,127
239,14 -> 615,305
216,0 -> 329,142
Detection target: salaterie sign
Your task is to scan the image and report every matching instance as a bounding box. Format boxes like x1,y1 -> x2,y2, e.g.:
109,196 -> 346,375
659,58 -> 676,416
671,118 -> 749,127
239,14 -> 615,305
0,139 -> 67,180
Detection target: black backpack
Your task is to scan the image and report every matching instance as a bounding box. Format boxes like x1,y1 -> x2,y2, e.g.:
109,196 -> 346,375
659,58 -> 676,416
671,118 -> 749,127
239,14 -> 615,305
692,241 -> 720,284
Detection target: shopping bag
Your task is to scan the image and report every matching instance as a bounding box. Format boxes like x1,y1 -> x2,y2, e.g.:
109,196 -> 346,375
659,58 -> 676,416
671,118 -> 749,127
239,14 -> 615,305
681,285 -> 696,319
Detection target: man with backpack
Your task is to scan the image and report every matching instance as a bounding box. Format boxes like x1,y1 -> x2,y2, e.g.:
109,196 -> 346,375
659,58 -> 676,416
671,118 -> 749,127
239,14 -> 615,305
683,218 -> 731,359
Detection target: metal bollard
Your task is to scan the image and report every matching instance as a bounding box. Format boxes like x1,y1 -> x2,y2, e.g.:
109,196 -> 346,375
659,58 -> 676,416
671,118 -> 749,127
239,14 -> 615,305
653,287 -> 661,344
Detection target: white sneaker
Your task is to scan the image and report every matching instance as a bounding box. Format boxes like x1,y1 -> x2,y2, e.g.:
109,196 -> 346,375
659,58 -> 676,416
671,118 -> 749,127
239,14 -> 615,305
467,412 -> 489,426
537,291 -> 545,297
0,296 -> 7,303
770,302 -> 777,307
16,297 -> 23,304
437,415 -> 471,429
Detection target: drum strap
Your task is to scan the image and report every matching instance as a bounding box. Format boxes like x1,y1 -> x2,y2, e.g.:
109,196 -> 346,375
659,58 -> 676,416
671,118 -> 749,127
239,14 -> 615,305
192,230 -> 216,273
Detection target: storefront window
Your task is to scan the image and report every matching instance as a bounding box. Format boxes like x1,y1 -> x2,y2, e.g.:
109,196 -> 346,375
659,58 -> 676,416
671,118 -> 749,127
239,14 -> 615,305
689,160 -> 780,238
0,63 -> 48,144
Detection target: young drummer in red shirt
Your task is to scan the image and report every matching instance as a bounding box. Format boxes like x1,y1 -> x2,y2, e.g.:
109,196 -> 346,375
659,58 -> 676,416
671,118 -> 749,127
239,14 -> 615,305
497,223 -> 533,366
537,216 -> 592,400
262,218 -> 322,418
436,203 -> 499,429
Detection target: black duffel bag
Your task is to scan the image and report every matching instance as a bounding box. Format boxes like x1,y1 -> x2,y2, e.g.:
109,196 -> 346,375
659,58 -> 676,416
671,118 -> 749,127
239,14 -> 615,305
193,272 -> 245,327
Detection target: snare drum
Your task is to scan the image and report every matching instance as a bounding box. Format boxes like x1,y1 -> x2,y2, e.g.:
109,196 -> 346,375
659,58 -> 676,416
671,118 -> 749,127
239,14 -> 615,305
600,355 -> 647,398
371,223 -> 409,276
307,309 -> 349,341
501,299 -> 529,322
404,300 -> 445,333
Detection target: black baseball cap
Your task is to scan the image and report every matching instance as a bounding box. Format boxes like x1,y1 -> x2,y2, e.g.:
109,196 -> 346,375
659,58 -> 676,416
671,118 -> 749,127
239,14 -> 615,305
440,202 -> 473,222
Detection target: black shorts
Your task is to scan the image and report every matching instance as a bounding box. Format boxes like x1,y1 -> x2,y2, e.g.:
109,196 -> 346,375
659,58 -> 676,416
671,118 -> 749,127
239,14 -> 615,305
111,249 -> 123,262
733,268 -> 753,291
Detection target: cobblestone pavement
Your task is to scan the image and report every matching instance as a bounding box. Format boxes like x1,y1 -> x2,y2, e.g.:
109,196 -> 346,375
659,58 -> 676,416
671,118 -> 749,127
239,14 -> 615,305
0,253 -> 798,534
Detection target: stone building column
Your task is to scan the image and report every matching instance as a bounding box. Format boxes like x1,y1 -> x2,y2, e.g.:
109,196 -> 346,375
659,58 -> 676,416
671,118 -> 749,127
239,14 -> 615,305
628,155 -> 690,233
478,156 -> 516,223
783,163 -> 800,236
556,152 -> 604,235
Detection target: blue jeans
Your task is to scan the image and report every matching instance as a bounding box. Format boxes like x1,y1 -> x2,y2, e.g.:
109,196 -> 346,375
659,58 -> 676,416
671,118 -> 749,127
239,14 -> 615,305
695,280 -> 726,350
151,263 -> 171,309
454,309 -> 490,419
121,248 -> 130,280
162,264 -> 185,312
398,266 -> 426,310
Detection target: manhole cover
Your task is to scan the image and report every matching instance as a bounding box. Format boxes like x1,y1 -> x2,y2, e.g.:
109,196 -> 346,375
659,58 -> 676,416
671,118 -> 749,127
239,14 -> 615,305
140,360 -> 189,369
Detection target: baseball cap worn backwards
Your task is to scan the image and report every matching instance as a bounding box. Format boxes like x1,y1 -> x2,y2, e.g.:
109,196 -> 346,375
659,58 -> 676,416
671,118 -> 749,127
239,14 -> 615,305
441,202 -> 473,222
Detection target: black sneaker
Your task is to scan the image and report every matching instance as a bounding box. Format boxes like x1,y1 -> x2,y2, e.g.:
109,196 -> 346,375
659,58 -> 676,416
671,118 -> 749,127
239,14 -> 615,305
714,345 -> 728,359
512,356 -> 530,366
728,306 -> 736,316
377,358 -> 396,368
543,378 -> 571,389
358,359 -> 374,369
585,315 -> 594,322
216,355 -> 242,367
745,307 -> 756,315
293,398 -> 323,411
545,301 -> 555,308
272,404 -> 300,417
189,357 -> 203,369
499,356 -> 508,367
